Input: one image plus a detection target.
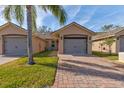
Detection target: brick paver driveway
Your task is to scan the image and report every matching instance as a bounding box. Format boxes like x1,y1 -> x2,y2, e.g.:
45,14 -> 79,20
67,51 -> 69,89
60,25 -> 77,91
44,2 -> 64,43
52,54 -> 124,88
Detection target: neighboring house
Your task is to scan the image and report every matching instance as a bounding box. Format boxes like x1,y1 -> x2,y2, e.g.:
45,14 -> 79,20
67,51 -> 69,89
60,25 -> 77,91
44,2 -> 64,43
0,22 -> 95,56
0,22 -> 46,56
92,27 -> 124,54
52,22 -> 95,55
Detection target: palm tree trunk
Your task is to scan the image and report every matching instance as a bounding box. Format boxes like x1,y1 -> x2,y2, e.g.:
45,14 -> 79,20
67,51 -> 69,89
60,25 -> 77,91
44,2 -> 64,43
26,5 -> 35,65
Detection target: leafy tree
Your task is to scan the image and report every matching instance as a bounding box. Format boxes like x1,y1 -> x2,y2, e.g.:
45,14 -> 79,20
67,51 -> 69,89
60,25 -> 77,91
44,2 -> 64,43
101,24 -> 122,31
38,25 -> 52,33
102,37 -> 115,55
101,24 -> 114,31
3,5 -> 67,65
100,24 -> 119,54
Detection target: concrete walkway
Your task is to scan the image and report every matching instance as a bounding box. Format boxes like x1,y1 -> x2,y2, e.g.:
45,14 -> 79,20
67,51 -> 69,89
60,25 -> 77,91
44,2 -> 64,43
52,54 -> 124,88
0,55 -> 19,65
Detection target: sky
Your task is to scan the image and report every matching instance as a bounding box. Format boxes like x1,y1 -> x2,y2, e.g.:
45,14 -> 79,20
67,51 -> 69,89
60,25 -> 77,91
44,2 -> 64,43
1,5 -> 124,32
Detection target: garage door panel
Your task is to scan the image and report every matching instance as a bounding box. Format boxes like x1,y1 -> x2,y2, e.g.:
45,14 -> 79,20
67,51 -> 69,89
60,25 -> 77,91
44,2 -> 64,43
64,38 -> 87,55
120,37 -> 124,52
4,37 -> 27,56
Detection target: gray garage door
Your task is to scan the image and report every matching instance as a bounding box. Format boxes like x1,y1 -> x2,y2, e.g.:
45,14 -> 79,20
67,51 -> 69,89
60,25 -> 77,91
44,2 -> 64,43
64,37 -> 87,55
4,36 -> 27,56
120,36 -> 124,52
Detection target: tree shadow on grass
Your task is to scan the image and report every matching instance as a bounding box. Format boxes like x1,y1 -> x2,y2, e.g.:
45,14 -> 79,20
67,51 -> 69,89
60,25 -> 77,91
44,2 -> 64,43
36,63 -> 58,68
34,51 -> 57,57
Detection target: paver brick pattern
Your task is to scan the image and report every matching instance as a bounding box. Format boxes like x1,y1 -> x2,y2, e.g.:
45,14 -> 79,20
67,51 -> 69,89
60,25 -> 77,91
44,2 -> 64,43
52,55 -> 124,88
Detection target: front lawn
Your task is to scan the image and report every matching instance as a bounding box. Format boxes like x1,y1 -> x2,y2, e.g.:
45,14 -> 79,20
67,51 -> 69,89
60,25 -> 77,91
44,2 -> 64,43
92,51 -> 118,60
0,51 -> 58,88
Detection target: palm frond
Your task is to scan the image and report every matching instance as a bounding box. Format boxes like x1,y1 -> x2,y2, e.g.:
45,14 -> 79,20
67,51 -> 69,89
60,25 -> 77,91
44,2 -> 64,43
40,5 -> 67,25
3,5 -> 12,21
14,6 -> 24,26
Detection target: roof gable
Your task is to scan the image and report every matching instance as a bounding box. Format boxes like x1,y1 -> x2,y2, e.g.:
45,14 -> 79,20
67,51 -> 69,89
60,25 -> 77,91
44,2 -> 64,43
92,27 -> 124,40
52,22 -> 95,35
0,22 -> 27,33
0,22 -> 28,36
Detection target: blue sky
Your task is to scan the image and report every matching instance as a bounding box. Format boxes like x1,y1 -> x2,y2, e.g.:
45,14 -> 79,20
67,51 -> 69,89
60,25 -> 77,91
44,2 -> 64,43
1,5 -> 124,32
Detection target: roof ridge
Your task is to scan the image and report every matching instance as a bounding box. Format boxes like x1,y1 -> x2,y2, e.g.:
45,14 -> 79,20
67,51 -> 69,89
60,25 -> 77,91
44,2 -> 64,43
52,22 -> 95,35
92,27 -> 124,40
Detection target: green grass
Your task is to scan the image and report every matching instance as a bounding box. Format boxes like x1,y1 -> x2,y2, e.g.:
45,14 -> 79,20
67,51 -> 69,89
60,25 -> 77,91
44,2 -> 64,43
92,51 -> 118,60
0,51 -> 58,88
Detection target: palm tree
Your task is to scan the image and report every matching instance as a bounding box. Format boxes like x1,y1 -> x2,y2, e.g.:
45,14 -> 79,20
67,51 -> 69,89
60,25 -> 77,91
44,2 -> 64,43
3,5 -> 67,65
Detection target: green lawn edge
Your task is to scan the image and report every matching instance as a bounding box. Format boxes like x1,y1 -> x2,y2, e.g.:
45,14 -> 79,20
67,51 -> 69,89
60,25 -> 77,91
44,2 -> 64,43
0,51 -> 58,88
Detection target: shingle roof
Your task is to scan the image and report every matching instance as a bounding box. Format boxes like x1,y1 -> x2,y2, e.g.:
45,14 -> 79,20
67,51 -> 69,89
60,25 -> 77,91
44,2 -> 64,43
34,32 -> 53,39
92,27 -> 124,40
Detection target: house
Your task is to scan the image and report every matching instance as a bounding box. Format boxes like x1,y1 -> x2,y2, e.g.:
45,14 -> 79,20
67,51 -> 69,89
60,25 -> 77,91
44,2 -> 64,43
0,22 -> 95,56
92,27 -> 124,54
0,22 -> 46,56
52,22 -> 95,55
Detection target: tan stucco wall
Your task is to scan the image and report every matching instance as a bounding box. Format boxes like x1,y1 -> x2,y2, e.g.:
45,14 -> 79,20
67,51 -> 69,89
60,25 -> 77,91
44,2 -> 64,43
46,39 -> 52,50
46,39 -> 57,50
32,37 -> 46,53
92,38 -> 117,53
57,24 -> 93,54
0,23 -> 46,55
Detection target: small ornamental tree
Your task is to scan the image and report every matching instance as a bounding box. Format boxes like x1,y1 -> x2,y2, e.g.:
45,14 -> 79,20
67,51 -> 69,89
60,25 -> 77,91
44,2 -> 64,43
102,37 -> 115,55
101,24 -> 120,55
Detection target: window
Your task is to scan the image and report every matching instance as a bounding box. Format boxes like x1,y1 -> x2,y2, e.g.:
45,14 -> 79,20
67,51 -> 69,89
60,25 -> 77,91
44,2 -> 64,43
103,47 -> 106,50
51,41 -> 55,48
52,44 -> 55,47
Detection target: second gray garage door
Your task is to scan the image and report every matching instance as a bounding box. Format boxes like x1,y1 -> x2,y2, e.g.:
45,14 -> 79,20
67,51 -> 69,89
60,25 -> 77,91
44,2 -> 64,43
120,36 -> 124,52
64,37 -> 87,55
4,36 -> 27,56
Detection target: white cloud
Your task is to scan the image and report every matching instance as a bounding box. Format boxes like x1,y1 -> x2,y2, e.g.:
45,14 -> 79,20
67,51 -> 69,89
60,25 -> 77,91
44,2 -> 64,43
89,24 -> 96,29
78,8 -> 97,25
65,5 -> 82,20
0,6 -> 7,25
88,11 -> 121,31
36,7 -> 48,27
36,12 -> 48,27
0,5 -> 5,11
102,11 -> 118,18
